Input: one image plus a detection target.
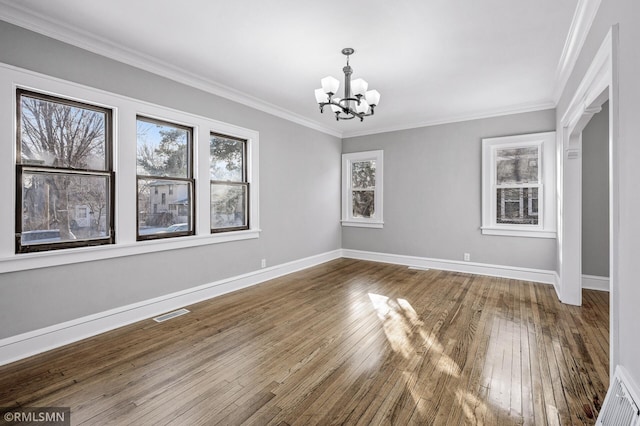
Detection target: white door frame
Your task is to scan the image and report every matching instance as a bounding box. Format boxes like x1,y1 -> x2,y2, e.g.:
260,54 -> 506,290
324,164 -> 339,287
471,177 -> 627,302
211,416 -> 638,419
558,26 -> 619,377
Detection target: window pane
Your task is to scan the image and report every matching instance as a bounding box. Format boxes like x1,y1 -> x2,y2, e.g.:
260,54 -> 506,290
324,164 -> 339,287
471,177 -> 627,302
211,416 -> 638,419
211,183 -> 248,230
496,187 -> 539,225
138,178 -> 192,235
21,172 -> 110,245
20,94 -> 107,170
210,134 -> 245,181
352,161 -> 376,189
496,147 -> 539,184
352,190 -> 375,218
137,118 -> 189,178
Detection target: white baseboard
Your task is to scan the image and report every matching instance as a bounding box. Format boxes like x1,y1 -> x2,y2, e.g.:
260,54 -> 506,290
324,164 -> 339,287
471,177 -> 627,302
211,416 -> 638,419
553,271 -> 561,299
0,250 -> 341,367
341,249 -> 557,285
582,274 -> 610,292
0,249 -> 563,366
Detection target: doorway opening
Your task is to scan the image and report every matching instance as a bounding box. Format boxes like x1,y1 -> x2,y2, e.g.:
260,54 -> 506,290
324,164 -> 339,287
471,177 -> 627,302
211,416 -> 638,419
558,26 -> 618,378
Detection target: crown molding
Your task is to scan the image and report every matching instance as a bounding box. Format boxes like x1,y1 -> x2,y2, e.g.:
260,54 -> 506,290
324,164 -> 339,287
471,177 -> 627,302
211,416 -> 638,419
552,0 -> 602,104
0,2 -> 343,139
0,0 -> 590,141
341,100 -> 556,139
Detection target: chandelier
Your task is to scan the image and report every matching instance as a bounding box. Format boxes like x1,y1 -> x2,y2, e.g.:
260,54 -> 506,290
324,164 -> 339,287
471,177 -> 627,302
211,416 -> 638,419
314,48 -> 381,122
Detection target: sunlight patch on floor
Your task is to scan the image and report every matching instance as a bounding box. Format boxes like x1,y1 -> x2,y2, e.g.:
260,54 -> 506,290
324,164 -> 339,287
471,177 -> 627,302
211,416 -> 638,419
368,292 -> 462,381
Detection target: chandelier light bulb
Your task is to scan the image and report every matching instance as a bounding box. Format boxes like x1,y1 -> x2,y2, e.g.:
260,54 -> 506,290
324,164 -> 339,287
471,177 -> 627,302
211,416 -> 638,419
365,90 -> 381,107
351,78 -> 368,97
355,99 -> 370,114
315,88 -> 329,103
321,76 -> 340,95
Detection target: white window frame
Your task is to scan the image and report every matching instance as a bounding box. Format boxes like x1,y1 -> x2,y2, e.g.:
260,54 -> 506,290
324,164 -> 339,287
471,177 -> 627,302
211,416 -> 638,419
0,63 -> 260,273
341,150 -> 383,228
481,131 -> 556,238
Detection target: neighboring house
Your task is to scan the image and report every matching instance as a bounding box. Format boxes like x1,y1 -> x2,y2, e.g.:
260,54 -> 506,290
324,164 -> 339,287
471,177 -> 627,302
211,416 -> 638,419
147,181 -> 190,225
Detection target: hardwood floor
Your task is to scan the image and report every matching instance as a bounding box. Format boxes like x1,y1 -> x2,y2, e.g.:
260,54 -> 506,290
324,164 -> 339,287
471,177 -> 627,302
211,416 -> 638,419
0,259 -> 609,425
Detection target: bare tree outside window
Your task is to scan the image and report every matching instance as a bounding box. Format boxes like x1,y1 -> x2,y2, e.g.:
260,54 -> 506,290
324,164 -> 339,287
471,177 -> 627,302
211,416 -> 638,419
136,117 -> 193,238
351,160 -> 376,218
210,134 -> 248,232
17,90 -> 113,252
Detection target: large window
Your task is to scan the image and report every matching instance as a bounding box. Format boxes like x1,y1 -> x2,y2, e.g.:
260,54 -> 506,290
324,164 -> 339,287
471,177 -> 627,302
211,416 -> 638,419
16,89 -> 114,253
210,133 -> 249,232
2,65 -> 260,271
136,116 -> 194,239
342,150 -> 384,228
481,132 -> 556,238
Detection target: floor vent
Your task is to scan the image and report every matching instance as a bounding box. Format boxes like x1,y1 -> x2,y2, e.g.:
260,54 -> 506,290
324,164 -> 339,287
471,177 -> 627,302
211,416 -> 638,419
408,266 -> 430,271
153,308 -> 190,323
598,367 -> 640,426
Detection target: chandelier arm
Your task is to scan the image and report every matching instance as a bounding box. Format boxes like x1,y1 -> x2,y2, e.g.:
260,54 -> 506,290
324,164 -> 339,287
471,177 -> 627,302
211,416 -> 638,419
336,113 -> 357,120
338,97 -> 361,105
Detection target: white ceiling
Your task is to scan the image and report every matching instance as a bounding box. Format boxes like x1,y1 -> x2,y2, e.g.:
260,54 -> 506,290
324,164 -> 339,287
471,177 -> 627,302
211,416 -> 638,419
0,0 -> 580,138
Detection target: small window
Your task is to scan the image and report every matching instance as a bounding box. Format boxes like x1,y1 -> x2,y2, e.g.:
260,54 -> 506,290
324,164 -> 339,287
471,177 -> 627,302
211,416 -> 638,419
136,116 -> 194,239
77,207 -> 88,219
342,150 -> 383,228
16,89 -> 114,253
481,132 -> 556,238
210,133 -> 248,232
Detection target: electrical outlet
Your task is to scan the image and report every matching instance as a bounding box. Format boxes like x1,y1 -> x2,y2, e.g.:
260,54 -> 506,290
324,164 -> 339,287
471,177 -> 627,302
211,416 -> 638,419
261,259 -> 266,268
463,253 -> 471,262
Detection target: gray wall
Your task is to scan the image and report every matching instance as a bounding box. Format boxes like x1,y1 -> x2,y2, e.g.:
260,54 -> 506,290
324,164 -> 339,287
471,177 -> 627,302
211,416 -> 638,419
0,21 -> 342,338
342,110 -> 557,270
556,0 -> 640,387
582,101 -> 609,277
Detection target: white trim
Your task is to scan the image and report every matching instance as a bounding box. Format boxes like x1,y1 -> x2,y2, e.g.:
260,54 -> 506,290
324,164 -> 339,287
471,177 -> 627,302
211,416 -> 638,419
341,249 -> 557,285
0,62 -> 261,273
480,227 -> 556,239
0,1 -> 342,139
0,0 -> 600,141
342,150 -> 384,227
342,102 -> 556,139
481,131 -> 557,238
0,249 -> 342,367
341,221 -> 384,229
557,26 -> 618,378
553,0 -> 603,104
582,274 -> 609,292
0,2 -> 573,141
0,230 -> 261,274
0,248 -> 565,366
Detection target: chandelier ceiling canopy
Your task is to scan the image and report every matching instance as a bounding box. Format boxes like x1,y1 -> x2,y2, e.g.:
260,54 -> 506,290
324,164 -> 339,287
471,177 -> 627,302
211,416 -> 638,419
314,48 -> 380,122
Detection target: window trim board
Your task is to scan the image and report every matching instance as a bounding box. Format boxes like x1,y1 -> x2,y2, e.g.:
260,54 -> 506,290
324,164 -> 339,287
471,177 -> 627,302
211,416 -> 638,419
481,131 -> 556,238
0,62 -> 260,272
15,89 -> 116,253
341,150 -> 384,228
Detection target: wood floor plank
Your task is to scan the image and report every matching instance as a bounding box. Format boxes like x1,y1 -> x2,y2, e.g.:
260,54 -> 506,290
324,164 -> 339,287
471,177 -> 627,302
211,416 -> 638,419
0,259 -> 609,425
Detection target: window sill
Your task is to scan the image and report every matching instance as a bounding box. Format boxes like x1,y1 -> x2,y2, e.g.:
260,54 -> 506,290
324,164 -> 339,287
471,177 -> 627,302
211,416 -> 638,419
0,229 -> 261,273
481,227 -> 556,239
341,220 -> 384,229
